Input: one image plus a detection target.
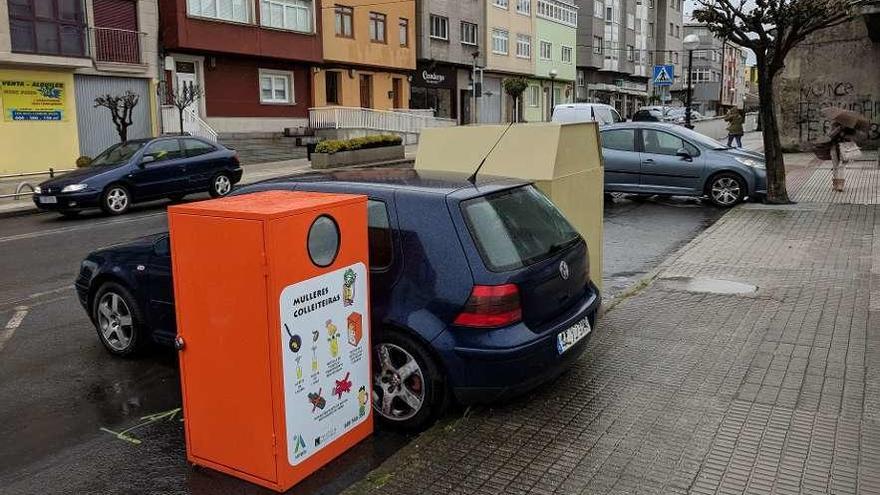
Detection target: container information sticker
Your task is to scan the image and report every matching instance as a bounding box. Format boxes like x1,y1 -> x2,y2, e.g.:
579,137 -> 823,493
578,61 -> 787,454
279,262 -> 370,466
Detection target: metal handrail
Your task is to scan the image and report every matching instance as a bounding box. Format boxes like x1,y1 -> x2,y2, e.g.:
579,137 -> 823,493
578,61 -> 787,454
0,167 -> 73,180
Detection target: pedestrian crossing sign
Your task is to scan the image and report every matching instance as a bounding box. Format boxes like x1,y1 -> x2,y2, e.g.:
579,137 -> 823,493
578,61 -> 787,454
653,65 -> 674,86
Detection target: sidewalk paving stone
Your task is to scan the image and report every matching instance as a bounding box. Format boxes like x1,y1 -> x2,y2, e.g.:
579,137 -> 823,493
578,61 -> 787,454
343,151 -> 880,494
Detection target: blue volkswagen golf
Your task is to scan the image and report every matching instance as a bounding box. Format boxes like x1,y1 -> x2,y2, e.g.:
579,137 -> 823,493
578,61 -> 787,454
33,136 -> 242,216
74,169 -> 601,430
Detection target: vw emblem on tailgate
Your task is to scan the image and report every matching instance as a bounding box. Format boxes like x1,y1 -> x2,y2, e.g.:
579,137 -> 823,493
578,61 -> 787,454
559,260 -> 570,280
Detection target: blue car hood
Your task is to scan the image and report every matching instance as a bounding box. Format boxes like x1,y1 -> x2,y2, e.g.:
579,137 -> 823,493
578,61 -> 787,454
39,165 -> 123,188
722,147 -> 765,161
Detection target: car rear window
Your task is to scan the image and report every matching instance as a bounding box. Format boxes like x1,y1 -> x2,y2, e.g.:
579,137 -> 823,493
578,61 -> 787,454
462,186 -> 580,272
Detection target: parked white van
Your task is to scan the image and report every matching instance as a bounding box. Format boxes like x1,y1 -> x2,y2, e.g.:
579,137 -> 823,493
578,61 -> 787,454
550,103 -> 623,125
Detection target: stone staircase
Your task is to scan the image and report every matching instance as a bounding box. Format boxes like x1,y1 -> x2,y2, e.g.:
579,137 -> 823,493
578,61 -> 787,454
218,132 -> 309,165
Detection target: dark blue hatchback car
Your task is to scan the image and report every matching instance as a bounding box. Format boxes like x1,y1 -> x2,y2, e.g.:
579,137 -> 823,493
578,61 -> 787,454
34,136 -> 242,216
75,169 -> 601,430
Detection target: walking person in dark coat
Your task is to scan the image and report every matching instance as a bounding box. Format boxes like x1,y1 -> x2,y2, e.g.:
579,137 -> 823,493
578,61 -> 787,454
724,108 -> 744,148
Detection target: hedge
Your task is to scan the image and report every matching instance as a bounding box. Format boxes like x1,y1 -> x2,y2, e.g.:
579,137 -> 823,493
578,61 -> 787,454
314,134 -> 403,154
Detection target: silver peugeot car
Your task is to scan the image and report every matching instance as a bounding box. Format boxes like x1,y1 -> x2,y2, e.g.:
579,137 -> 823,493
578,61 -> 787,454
600,122 -> 767,207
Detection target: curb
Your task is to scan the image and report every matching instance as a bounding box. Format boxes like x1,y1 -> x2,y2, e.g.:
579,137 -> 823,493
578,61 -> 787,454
0,204 -> 42,220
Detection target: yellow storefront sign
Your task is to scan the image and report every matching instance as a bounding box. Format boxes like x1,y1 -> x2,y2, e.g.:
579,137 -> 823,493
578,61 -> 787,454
1,80 -> 66,121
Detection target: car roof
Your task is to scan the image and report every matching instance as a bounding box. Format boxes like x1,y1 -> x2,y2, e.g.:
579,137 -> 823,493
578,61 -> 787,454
602,121 -> 684,131
244,167 -> 531,199
553,103 -> 613,109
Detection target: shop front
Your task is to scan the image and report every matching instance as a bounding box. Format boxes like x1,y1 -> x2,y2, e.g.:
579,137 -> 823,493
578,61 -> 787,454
409,62 -> 458,121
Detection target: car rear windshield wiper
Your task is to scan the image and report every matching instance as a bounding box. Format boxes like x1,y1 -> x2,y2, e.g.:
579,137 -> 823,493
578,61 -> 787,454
547,237 -> 579,255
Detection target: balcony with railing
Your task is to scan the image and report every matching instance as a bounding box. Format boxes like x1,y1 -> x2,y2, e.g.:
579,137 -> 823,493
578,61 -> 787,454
91,27 -> 146,66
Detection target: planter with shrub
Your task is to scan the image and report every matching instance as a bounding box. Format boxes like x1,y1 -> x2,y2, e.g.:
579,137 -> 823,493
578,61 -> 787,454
311,134 -> 405,169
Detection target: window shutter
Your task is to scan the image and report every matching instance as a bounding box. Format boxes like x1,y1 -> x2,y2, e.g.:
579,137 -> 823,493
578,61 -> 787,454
93,0 -> 137,29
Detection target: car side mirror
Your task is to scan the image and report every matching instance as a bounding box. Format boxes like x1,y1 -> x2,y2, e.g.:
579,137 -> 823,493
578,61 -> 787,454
140,155 -> 155,167
676,148 -> 692,160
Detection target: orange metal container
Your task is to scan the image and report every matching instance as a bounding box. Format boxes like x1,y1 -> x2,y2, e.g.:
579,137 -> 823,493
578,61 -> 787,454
168,190 -> 372,492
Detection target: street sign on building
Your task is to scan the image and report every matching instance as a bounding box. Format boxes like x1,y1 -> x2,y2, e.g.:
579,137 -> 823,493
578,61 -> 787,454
652,65 -> 674,86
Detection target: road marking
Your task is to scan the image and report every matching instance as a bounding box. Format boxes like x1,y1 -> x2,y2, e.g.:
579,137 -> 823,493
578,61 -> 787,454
0,212 -> 164,245
100,407 -> 182,445
1,306 -> 28,351
0,285 -> 74,312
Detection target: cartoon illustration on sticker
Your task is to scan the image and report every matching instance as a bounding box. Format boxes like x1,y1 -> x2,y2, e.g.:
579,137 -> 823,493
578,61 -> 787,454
342,268 -> 356,306
308,389 -> 326,412
347,312 -> 363,346
284,324 -> 302,353
333,372 -> 352,399
295,356 -> 303,380
311,329 -> 320,372
326,319 -> 339,358
292,434 -> 307,455
358,386 -> 368,417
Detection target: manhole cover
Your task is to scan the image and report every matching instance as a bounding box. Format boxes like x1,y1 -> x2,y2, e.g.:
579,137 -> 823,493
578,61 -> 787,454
659,276 -> 757,294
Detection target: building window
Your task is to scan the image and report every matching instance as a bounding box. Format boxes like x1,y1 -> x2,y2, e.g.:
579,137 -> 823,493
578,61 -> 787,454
626,45 -> 634,61
626,13 -> 634,29
325,71 -> 341,104
635,16 -> 641,33
461,21 -> 478,45
605,6 -> 612,21
516,34 -> 531,58
430,14 -> 448,40
8,0 -> 87,56
594,0 -> 604,17
259,70 -> 293,104
648,0 -> 654,7
399,18 -> 408,46
494,0 -> 508,8
492,29 -> 509,54
539,40 -> 552,60
335,5 -> 353,37
593,36 -> 603,54
577,70 -> 585,88
516,0 -> 530,15
675,24 -> 680,38
561,45 -> 572,63
673,52 -> 679,64
189,0 -> 251,23
527,85 -> 540,107
369,12 -> 386,43
261,0 -> 312,31
536,0 -> 577,26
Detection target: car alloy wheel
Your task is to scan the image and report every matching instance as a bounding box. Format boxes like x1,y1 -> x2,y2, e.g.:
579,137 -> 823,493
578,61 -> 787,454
710,176 -> 743,207
97,292 -> 134,352
212,174 -> 232,197
104,187 -> 129,214
372,343 -> 426,422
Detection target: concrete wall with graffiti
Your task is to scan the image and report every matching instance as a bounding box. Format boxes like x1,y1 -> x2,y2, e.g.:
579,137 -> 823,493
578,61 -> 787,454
777,18 -> 879,151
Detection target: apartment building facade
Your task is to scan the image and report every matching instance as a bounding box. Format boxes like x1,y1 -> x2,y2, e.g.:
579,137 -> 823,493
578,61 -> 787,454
682,23 -> 744,116
523,0 -> 577,122
478,0 -> 535,123
573,0 -> 651,118
158,0 -> 322,135
651,0 -> 682,102
1,0 -> 160,173
410,0 -> 484,123
314,0 -> 415,111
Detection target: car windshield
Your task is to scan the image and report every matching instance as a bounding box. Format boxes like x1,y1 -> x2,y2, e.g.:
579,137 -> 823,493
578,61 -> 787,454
671,126 -> 730,150
90,141 -> 148,167
462,185 -> 581,272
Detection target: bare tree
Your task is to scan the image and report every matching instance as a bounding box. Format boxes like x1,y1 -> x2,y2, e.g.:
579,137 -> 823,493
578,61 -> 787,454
165,83 -> 204,136
94,91 -> 139,142
693,0 -> 853,203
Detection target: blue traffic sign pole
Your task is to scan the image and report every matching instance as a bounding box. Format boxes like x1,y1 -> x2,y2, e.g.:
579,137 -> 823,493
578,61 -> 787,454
652,65 -> 675,120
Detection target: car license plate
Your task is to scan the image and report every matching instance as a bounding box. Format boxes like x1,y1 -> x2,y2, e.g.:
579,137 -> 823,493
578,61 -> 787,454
557,316 -> 592,354
38,196 -> 57,204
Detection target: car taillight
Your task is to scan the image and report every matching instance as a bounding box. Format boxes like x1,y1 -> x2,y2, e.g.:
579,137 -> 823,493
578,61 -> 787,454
453,284 -> 522,328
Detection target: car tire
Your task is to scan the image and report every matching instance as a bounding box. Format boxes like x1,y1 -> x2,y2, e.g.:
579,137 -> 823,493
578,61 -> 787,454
92,282 -> 148,357
707,172 -> 746,208
101,184 -> 131,215
372,329 -> 448,431
209,173 -> 233,198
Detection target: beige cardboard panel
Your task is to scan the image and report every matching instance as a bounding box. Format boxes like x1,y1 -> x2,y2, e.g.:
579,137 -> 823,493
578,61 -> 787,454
416,122 -> 605,289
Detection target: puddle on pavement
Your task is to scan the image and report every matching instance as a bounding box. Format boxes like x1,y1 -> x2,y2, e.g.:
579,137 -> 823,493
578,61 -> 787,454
659,276 -> 758,294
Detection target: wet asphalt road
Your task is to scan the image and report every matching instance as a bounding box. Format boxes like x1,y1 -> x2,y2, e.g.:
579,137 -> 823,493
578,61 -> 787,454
0,193 -> 722,495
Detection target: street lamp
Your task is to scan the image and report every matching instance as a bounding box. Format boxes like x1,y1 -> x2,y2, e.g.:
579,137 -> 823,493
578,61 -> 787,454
682,34 -> 700,129
549,69 -> 558,120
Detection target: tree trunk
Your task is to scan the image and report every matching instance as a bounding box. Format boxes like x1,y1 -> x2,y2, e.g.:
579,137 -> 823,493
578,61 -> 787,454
756,65 -> 791,204
179,108 -> 185,136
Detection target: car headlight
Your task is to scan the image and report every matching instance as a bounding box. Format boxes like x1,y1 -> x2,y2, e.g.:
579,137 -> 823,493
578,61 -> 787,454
735,157 -> 765,169
33,186 -> 41,194
61,184 -> 88,193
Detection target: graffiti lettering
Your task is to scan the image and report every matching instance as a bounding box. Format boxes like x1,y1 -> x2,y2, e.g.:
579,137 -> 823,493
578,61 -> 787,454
795,81 -> 879,145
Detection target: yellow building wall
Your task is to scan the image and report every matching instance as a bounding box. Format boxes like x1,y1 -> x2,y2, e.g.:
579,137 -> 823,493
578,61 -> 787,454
415,123 -> 605,288
485,0 -> 535,75
321,0 -> 416,71
0,68 -> 80,174
313,69 -> 410,111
